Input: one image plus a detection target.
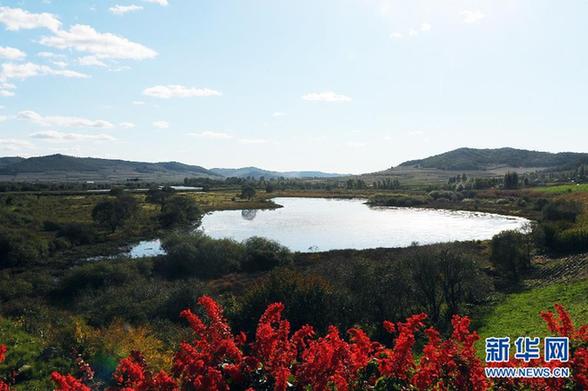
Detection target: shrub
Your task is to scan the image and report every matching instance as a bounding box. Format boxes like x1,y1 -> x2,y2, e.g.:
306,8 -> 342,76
489,230 -> 531,282
542,199 -> 582,222
241,237 -> 292,272
236,268 -> 341,334
92,196 -> 138,233
0,229 -> 49,268
159,233 -> 242,279
368,194 -> 429,207
57,223 -> 98,245
159,196 -> 201,228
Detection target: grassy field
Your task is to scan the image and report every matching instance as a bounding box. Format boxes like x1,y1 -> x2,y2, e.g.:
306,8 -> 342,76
532,183 -> 588,194
475,278 -> 588,353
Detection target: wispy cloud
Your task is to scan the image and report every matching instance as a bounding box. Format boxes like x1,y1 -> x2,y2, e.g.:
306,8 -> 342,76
0,6 -> 61,32
302,91 -> 352,102
153,120 -> 169,129
119,122 -> 136,129
30,130 -> 115,141
143,0 -> 169,6
188,131 -> 232,140
109,5 -> 144,15
17,110 -> 114,128
0,62 -> 88,82
0,138 -> 34,151
143,85 -> 222,99
272,112 -> 287,118
461,10 -> 485,24
40,24 -> 158,61
0,46 -> 26,60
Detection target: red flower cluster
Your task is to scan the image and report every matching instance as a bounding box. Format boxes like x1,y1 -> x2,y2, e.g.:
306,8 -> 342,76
0,299 -> 586,390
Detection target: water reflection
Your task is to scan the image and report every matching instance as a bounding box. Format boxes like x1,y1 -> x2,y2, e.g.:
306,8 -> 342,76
241,209 -> 257,221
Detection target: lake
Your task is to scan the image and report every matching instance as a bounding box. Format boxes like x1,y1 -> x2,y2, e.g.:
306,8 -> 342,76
127,197 -> 530,256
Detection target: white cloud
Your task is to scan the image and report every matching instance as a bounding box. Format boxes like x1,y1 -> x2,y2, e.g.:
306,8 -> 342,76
37,51 -> 64,58
119,122 -> 136,128
239,138 -> 268,144
0,83 -> 15,96
0,7 -> 61,32
408,29 -> 418,37
272,112 -> 286,117
50,60 -> 68,68
132,100 -> 145,105
390,32 -> 403,39
188,131 -> 232,140
302,91 -> 352,102
77,55 -> 107,67
30,130 -> 115,141
0,115 -> 6,122
0,62 -> 88,82
40,24 -> 158,61
0,46 -> 26,60
17,110 -> 114,128
420,23 -> 431,32
143,85 -> 222,99
461,10 -> 485,24
0,138 -> 33,151
153,120 -> 169,129
109,5 -> 144,15
143,0 -> 169,6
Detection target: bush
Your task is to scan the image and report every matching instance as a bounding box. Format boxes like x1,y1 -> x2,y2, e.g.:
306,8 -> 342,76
542,199 -> 582,222
489,230 -> 531,282
241,237 -> 292,272
159,196 -> 202,228
58,262 -> 146,300
235,268 -> 341,333
0,229 -> 49,268
159,233 -> 242,279
92,196 -> 138,233
57,223 -> 98,245
368,194 -> 429,207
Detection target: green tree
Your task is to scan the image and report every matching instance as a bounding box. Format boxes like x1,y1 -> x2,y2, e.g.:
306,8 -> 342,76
92,196 -> 138,233
241,236 -> 292,272
146,186 -> 175,210
490,230 -> 531,282
240,184 -> 256,200
159,196 -> 202,228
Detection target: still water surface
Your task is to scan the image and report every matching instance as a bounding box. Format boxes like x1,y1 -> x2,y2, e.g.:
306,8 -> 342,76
128,197 -> 529,256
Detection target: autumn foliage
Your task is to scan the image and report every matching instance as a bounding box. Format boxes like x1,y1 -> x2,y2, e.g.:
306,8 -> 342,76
0,298 -> 586,390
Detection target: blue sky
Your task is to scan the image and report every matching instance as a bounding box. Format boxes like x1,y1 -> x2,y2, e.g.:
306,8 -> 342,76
0,0 -> 587,173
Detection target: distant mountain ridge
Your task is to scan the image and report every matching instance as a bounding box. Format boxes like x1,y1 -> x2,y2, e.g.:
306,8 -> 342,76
398,147 -> 588,171
0,154 -> 219,182
0,155 -> 345,182
210,167 -> 345,179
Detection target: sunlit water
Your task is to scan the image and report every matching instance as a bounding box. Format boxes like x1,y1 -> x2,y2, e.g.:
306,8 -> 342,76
127,197 -> 530,256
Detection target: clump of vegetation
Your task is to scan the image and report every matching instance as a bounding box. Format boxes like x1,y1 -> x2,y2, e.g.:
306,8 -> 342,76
489,230 -> 531,282
92,196 -> 138,233
368,193 -> 429,207
158,195 -> 202,228
542,199 -> 582,222
241,237 -> 292,272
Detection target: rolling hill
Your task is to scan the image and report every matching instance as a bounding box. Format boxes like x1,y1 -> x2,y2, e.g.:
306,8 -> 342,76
0,155 -> 345,183
397,147 -> 588,171
0,154 -> 221,183
210,167 -> 345,179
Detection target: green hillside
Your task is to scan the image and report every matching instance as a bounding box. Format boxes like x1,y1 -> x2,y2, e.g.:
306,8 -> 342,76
398,147 -> 588,171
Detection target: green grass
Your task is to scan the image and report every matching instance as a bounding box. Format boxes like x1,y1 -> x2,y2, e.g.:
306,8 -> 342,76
533,183 -> 588,194
475,279 -> 588,354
